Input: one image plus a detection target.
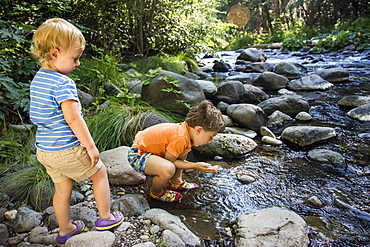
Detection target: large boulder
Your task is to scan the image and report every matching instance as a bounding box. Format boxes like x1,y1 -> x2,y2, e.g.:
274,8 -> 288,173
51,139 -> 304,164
214,80 -> 245,104
233,207 -> 309,247
237,48 -> 267,62
252,72 -> 289,90
141,70 -> 205,114
288,74 -> 333,91
274,62 -> 302,79
227,103 -> 268,132
338,95 -> 370,108
242,84 -> 269,103
101,146 -> 146,185
315,67 -> 349,83
258,95 -> 310,116
281,126 -> 336,147
347,103 -> 370,121
192,133 -> 257,158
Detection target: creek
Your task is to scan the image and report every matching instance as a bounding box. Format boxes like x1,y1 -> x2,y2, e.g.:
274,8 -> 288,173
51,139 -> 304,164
148,49 -> 370,246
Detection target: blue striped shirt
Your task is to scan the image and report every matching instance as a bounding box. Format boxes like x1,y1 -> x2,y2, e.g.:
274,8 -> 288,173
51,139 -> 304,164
30,68 -> 81,151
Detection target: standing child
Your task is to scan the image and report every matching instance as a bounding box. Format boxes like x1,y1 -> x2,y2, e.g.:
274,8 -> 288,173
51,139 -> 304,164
30,18 -> 123,245
128,100 -> 225,202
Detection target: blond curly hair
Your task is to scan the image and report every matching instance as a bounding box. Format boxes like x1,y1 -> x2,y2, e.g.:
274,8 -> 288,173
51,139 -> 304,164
31,18 -> 85,67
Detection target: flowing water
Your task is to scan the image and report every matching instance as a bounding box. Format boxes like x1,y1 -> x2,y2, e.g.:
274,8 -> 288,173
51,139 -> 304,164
148,49 -> 370,246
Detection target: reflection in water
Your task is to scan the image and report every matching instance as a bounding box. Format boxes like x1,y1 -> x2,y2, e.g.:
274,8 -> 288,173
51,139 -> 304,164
149,50 -> 370,246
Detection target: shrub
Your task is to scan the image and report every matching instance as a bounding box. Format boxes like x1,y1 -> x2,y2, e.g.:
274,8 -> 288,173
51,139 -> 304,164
281,37 -> 305,51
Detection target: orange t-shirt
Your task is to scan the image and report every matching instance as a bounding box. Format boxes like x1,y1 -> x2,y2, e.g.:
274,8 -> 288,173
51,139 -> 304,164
132,122 -> 192,158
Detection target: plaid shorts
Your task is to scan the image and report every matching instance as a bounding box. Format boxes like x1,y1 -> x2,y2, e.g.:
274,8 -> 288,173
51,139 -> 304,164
127,147 -> 152,173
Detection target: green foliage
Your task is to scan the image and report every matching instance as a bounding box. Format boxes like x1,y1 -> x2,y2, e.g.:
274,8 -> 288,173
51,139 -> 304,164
317,30 -> 370,51
0,20 -> 37,124
86,104 -> 182,151
134,53 -> 198,75
281,37 -> 305,51
225,32 -> 255,50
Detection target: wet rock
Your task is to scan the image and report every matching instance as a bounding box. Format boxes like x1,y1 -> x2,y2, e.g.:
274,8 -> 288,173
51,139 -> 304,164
192,133 -> 257,158
242,62 -> 272,73
227,103 -> 268,132
13,207 -> 43,233
233,207 -> 309,247
307,149 -> 346,168
101,146 -> 146,185
266,110 -> 293,128
338,95 -> 370,108
252,71 -> 289,90
65,231 -> 116,247
237,48 -> 267,62
281,126 -> 336,147
242,84 -> 269,103
306,196 -> 324,208
144,208 -> 201,247
213,61 -> 232,72
142,70 -> 205,114
162,229 -> 186,247
274,62 -> 302,79
261,136 -> 283,145
288,74 -> 333,91
316,67 -> 349,83
258,95 -> 310,116
347,103 -> 370,121
260,126 -> 275,138
214,80 -> 245,104
295,111 -> 312,121
224,127 -> 257,138
235,169 -> 257,184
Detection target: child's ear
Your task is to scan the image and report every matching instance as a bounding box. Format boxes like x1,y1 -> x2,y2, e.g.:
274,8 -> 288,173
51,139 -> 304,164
194,126 -> 204,134
50,48 -> 59,59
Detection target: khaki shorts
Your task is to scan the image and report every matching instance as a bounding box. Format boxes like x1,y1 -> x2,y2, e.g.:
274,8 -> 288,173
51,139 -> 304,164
36,144 -> 103,183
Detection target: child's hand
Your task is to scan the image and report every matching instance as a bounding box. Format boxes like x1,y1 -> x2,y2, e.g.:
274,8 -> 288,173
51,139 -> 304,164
87,146 -> 100,167
197,162 -> 219,173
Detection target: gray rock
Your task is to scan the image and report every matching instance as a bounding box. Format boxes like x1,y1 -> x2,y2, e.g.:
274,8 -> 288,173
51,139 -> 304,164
141,70 -> 205,114
224,127 -> 257,139
281,126 -> 336,147
111,194 -> 150,217
266,110 -> 293,128
288,74 -> 333,91
237,48 -> 267,62
132,242 -> 156,247
192,133 -> 257,158
227,103 -> 268,132
13,207 -> 43,233
77,89 -> 94,108
306,196 -> 324,208
29,226 -> 48,244
144,208 -> 201,247
65,231 -> 116,247
274,62 -> 302,79
242,62 -> 272,73
8,233 -> 28,245
162,229 -> 186,247
252,71 -> 289,90
338,95 -> 370,108
101,146 -> 146,185
104,82 -> 124,96
307,149 -> 345,167
48,206 -> 97,230
261,136 -> 283,145
196,80 -> 217,98
233,207 -> 309,247
214,80 -> 245,104
295,111 -> 312,121
260,126 -> 275,138
316,67 -> 349,83
242,84 -> 269,104
347,103 -> 370,121
222,115 -> 234,127
0,224 -> 9,245
258,95 -> 310,116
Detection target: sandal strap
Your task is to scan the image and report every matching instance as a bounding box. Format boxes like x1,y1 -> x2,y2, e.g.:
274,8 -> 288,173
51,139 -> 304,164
149,188 -> 182,202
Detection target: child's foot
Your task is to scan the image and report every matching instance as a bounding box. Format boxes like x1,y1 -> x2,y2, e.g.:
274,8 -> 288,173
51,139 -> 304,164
95,211 -> 124,230
56,220 -> 85,246
167,179 -> 199,191
149,188 -> 182,202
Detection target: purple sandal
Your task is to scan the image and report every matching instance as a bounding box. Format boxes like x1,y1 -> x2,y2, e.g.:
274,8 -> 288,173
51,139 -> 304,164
95,211 -> 124,230
56,220 -> 85,245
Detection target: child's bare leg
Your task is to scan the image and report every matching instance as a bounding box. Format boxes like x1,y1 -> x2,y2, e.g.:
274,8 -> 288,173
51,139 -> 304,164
170,168 -> 184,185
145,155 -> 175,195
89,164 -> 114,220
54,179 -> 75,236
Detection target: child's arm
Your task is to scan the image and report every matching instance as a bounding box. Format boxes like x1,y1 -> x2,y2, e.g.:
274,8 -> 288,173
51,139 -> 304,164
165,152 -> 218,172
61,100 -> 99,167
